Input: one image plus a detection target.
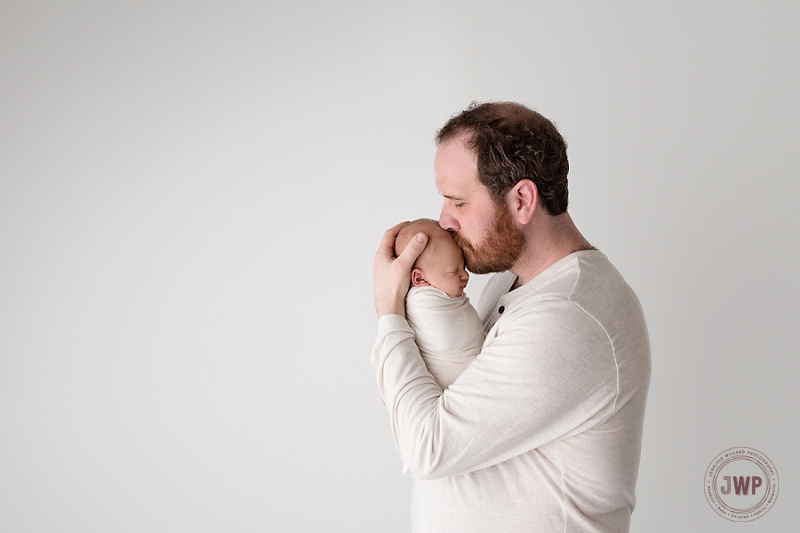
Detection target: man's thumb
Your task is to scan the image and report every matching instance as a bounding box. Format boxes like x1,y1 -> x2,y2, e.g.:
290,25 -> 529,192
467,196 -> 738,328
397,232 -> 427,267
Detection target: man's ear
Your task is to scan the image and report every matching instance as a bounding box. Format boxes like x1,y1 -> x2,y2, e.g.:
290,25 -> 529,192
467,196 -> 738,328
410,268 -> 430,288
509,179 -> 538,224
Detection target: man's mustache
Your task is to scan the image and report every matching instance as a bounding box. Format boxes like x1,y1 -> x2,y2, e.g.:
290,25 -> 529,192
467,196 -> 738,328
450,231 -> 473,251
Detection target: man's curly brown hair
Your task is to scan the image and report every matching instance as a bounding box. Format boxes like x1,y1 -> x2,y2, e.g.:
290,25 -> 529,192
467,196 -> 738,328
436,102 -> 569,215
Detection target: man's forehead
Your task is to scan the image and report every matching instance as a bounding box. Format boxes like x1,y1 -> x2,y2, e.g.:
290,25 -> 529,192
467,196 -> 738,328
433,139 -> 480,188
434,162 -> 481,199
435,135 -> 475,167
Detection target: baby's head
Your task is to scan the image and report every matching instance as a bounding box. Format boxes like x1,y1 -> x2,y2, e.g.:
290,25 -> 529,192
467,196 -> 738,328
394,218 -> 469,297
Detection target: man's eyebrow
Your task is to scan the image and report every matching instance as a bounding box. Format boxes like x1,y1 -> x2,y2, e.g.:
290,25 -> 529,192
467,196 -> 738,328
442,194 -> 464,201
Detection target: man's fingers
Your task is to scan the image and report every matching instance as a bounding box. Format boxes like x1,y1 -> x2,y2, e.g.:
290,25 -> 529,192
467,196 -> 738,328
395,231 -> 428,269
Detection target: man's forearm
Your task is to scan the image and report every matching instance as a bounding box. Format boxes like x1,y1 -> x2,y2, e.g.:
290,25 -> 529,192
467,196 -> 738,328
374,296 -> 406,318
372,305 -> 620,481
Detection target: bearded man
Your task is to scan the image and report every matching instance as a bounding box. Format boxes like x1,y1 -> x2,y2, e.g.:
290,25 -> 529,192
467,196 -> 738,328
372,102 -> 651,533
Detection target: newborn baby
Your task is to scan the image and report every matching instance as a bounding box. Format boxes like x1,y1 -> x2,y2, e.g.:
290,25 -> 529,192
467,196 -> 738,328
394,218 -> 485,389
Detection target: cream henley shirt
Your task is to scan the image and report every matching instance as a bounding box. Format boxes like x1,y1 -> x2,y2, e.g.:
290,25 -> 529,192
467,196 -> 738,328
371,250 -> 651,533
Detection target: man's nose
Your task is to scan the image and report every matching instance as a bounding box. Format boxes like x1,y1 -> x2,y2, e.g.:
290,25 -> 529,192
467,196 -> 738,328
439,206 -> 458,231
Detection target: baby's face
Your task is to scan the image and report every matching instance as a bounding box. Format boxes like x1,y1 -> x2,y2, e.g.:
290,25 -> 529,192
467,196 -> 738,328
420,237 -> 470,297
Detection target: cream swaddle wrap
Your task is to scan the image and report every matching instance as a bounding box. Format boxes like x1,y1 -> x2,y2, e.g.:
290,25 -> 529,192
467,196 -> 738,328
405,286 -> 484,389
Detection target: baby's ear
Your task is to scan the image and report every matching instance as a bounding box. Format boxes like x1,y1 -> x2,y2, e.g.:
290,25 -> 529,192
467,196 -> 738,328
410,268 -> 430,288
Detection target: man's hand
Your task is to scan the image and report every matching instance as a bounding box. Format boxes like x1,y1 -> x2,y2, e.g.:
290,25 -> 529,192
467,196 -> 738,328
373,221 -> 428,318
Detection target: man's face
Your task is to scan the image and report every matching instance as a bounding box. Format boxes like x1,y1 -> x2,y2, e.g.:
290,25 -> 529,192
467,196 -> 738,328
435,135 -> 525,274
453,202 -> 526,274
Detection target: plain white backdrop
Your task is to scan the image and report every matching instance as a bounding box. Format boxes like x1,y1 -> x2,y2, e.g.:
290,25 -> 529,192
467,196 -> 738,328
1,1 -> 798,531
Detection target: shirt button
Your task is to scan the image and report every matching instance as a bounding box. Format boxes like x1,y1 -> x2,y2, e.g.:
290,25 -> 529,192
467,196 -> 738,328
498,306 -> 505,314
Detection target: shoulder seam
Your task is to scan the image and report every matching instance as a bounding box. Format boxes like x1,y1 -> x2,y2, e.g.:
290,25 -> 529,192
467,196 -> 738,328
565,299 -> 620,417
566,255 -> 581,300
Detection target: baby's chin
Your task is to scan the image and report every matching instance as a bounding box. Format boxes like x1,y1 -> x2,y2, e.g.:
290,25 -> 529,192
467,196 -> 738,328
427,282 -> 465,297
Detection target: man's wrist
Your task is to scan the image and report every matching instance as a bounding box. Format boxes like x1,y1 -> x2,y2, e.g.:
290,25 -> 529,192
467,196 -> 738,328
376,300 -> 405,318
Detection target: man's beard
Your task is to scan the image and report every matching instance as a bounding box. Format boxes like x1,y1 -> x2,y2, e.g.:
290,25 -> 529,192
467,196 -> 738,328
452,202 -> 526,274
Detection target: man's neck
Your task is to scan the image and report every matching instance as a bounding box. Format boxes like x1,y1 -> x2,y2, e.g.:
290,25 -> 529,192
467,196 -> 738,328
510,212 -> 594,287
